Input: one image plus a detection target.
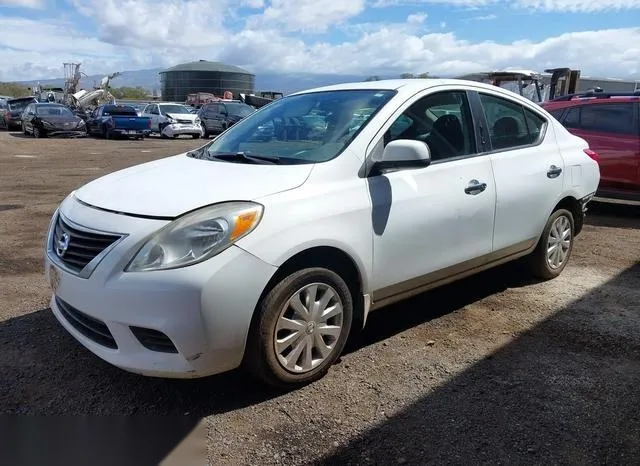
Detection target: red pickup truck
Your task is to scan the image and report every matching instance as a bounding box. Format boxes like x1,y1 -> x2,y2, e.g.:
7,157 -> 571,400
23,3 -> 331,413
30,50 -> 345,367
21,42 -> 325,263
542,91 -> 640,203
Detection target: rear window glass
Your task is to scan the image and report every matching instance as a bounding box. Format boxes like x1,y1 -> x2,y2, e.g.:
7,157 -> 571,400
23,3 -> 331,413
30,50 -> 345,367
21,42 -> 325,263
103,106 -> 138,116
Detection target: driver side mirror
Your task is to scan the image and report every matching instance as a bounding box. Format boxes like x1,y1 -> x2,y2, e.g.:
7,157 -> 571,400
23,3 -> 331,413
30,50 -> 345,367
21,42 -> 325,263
370,139 -> 431,176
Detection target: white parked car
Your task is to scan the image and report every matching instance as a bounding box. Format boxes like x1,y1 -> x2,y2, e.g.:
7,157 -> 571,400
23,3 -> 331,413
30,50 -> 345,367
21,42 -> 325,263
140,102 -> 203,139
44,79 -> 600,388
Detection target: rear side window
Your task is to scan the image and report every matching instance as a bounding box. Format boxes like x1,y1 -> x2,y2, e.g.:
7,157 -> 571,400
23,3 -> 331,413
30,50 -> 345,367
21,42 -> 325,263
579,103 -> 635,135
548,109 -> 565,120
563,107 -> 580,128
479,93 -> 547,150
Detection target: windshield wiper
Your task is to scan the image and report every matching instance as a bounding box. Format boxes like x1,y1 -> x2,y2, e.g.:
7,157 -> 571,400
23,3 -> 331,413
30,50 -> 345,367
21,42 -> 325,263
209,151 -> 280,165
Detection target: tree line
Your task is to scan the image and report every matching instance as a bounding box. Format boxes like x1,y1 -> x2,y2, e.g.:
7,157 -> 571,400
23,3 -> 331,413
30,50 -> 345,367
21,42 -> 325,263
0,83 -> 151,100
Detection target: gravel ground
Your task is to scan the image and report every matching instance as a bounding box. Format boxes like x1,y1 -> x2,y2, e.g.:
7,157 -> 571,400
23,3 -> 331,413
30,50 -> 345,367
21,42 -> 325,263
1,130 -> 639,465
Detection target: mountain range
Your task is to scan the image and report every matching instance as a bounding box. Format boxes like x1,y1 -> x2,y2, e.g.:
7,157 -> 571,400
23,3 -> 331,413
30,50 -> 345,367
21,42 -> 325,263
17,67 -> 376,95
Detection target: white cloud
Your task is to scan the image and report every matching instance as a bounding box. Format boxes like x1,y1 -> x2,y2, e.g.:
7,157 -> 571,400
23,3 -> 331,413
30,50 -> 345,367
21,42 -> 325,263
247,0 -> 367,33
407,12 -> 428,23
468,13 -> 497,20
371,0 -> 640,11
0,0 -> 43,7
70,0 -> 229,48
515,0 -> 640,12
0,1 -> 639,84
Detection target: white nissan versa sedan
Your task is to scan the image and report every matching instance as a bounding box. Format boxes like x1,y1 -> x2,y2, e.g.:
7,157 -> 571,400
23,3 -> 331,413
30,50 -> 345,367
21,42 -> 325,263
44,79 -> 600,388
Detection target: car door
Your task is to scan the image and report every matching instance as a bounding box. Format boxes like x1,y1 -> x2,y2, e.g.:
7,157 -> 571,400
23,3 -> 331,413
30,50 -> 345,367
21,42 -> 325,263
87,107 -> 101,134
368,88 -> 496,301
22,104 -> 33,132
561,102 -> 639,192
145,104 -> 159,131
471,90 -> 565,252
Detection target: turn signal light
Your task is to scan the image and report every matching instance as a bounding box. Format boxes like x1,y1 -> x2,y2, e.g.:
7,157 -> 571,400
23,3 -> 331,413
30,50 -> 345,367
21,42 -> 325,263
583,148 -> 600,163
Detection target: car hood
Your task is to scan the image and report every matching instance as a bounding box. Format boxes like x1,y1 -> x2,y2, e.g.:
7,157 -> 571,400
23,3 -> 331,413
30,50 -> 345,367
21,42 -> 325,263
167,113 -> 197,122
73,153 -> 313,218
41,115 -> 82,125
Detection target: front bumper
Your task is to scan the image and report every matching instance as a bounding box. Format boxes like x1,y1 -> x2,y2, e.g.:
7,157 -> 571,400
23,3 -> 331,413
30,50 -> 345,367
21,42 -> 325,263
161,123 -> 203,137
47,129 -> 87,138
44,196 -> 277,378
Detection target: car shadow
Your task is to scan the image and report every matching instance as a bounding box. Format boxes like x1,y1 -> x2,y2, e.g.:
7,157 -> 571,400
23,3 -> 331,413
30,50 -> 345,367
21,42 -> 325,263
586,202 -> 640,229
315,262 -> 640,465
1,261 -> 537,417
7,132 -> 31,138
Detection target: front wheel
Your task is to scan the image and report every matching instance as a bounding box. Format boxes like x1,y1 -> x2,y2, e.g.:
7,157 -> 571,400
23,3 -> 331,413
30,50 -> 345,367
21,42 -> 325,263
244,268 -> 353,388
528,208 -> 574,280
33,126 -> 44,138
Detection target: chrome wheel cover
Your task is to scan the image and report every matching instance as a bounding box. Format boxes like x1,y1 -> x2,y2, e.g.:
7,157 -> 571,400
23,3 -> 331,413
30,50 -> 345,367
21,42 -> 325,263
274,283 -> 344,374
546,215 -> 572,269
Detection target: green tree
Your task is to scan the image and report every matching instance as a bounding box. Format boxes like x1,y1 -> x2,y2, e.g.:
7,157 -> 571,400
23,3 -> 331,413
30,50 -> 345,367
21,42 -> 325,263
400,73 -> 416,79
108,86 -> 150,99
0,82 -> 31,98
365,75 -> 381,81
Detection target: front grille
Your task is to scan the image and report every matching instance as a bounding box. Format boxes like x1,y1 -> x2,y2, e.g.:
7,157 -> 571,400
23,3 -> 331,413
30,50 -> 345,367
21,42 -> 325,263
52,215 -> 121,274
176,119 -> 192,125
130,326 -> 178,353
55,297 -> 118,349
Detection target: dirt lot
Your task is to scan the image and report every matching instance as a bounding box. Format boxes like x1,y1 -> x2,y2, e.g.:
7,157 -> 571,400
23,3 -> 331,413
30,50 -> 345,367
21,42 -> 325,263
1,130 -> 639,465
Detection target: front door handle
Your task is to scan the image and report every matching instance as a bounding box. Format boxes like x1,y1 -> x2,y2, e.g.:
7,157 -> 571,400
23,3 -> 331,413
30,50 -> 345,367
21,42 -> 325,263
547,165 -> 563,178
465,179 -> 487,195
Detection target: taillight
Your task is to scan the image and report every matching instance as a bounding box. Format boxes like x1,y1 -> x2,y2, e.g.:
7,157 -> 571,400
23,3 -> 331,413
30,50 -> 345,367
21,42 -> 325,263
583,148 -> 600,163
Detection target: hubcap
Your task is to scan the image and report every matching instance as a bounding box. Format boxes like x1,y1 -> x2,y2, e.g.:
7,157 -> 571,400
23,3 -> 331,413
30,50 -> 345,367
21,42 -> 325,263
546,215 -> 572,269
274,283 -> 344,374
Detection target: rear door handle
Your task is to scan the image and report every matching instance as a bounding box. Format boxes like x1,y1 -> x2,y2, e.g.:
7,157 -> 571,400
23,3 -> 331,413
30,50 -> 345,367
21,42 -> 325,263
465,179 -> 487,195
547,165 -> 562,178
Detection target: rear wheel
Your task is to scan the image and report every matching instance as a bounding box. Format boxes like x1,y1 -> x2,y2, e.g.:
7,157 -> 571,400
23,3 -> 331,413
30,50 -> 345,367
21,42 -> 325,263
245,268 -> 353,388
528,208 -> 574,280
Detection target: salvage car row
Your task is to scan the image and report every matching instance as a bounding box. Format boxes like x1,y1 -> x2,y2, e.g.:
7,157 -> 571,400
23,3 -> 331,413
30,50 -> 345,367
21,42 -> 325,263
0,97 -> 258,140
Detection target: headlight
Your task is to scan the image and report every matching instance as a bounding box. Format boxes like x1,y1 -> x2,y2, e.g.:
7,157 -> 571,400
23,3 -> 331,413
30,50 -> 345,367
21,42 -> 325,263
166,116 -> 175,123
42,121 -> 54,128
194,117 -> 201,125
125,201 -> 264,272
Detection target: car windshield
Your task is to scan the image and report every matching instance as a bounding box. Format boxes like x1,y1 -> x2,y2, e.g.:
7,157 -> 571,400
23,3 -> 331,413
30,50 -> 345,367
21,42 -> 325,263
198,89 -> 396,164
225,103 -> 254,117
160,104 -> 191,115
36,105 -> 73,117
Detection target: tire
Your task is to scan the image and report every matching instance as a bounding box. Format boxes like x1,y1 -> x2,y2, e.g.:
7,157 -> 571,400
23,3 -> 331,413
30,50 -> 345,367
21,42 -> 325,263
528,208 -> 575,280
21,123 -> 28,135
244,267 -> 353,388
101,125 -> 111,139
158,123 -> 168,138
33,126 -> 44,138
191,133 -> 200,139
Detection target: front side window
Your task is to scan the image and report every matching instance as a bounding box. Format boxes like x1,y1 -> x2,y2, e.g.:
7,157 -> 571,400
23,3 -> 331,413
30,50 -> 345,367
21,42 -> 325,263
579,103 -> 635,135
384,90 -> 476,161
199,89 -> 396,164
479,93 -> 547,150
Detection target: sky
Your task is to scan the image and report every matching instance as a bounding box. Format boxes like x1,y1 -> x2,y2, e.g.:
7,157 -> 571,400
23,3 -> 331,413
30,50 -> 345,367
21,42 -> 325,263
0,0 -> 639,82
